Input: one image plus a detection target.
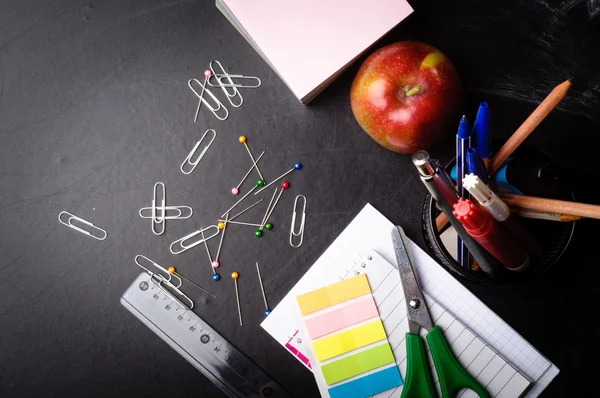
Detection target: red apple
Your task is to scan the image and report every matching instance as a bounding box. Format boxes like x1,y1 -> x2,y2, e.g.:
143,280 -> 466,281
350,41 -> 463,154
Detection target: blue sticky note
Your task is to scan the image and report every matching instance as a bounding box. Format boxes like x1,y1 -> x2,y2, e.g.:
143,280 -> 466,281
327,366 -> 403,398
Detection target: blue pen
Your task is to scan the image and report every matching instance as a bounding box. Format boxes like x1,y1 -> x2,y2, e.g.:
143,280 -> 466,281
472,102 -> 492,165
466,147 -> 490,185
456,115 -> 470,269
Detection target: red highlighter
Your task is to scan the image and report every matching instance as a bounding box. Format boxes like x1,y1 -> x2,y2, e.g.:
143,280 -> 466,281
453,199 -> 530,272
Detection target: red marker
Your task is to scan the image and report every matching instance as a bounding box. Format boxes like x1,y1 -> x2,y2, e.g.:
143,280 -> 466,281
453,199 -> 530,272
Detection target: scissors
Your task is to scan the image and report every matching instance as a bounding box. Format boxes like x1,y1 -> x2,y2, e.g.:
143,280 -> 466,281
392,226 -> 490,398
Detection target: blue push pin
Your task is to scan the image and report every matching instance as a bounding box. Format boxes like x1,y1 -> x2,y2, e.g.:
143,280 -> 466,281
212,273 -> 221,281
254,162 -> 302,195
256,262 -> 271,316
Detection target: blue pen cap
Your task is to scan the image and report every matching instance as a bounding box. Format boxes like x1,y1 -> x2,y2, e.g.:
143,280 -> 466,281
466,148 -> 490,185
457,115 -> 470,139
472,102 -> 492,159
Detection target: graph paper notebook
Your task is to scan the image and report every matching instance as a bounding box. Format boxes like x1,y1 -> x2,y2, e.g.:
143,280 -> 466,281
262,204 -> 559,397
216,0 -> 413,104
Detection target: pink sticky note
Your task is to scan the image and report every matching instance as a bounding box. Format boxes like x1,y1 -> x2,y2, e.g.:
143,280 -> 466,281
304,294 -> 379,340
221,0 -> 414,103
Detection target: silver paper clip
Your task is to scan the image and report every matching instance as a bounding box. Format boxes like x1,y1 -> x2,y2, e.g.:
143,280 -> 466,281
215,74 -> 262,89
58,211 -> 107,240
151,182 -> 166,235
170,225 -> 220,255
180,129 -> 217,175
135,254 -> 182,288
209,60 -> 243,108
289,195 -> 307,248
135,255 -> 193,310
139,206 -> 193,220
188,78 -> 229,122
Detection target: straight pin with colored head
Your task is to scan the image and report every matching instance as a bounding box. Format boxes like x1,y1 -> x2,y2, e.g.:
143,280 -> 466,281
232,272 -> 242,326
221,179 -> 264,217
238,136 -> 264,181
256,262 -> 270,316
256,182 -> 288,237
167,266 -> 216,298
232,150 -> 265,195
200,228 -> 220,281
213,213 -> 229,269
254,163 -> 301,195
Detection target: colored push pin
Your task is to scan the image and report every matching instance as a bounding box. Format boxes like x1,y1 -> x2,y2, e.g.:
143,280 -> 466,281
167,266 -> 216,298
191,70 -> 212,123
254,163 -> 301,195
232,271 -> 243,326
232,150 -> 265,195
256,181 -> 289,236
238,136 -> 265,181
221,179 -> 264,217
200,229 -> 220,281
256,262 -> 271,316
212,213 -> 229,269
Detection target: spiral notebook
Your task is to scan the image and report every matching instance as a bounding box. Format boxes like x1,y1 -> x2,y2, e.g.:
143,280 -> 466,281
261,204 -> 559,397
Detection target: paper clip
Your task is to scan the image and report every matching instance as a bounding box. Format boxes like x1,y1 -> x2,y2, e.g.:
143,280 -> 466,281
139,206 -> 193,220
170,225 -> 220,255
289,195 -> 306,248
151,182 -> 166,235
135,255 -> 194,310
188,78 -> 229,122
58,211 -> 107,240
181,129 -> 217,175
209,60 -> 243,108
135,255 -> 182,288
215,74 -> 261,89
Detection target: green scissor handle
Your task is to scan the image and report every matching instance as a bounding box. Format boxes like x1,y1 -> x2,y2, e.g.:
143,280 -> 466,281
401,333 -> 437,398
427,326 -> 490,398
401,326 -> 490,398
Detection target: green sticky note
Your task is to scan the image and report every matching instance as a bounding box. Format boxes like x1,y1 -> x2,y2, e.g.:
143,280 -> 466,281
321,343 -> 396,385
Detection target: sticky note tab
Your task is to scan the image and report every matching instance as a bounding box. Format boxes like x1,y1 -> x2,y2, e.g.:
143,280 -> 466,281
296,274 -> 371,316
327,366 -> 403,398
312,319 -> 386,361
322,343 -> 395,385
304,294 -> 379,340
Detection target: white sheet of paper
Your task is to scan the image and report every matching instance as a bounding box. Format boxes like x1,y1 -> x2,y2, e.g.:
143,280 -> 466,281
261,204 -> 559,397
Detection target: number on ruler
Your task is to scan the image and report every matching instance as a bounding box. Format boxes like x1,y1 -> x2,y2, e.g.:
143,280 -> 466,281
189,326 -> 196,332
165,304 -> 171,310
178,315 -> 183,321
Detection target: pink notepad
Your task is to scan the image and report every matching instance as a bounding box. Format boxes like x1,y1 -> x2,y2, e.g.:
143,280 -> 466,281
217,0 -> 414,104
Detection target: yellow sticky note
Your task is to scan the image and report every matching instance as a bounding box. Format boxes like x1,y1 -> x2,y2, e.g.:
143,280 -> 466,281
296,274 -> 371,316
312,319 -> 386,361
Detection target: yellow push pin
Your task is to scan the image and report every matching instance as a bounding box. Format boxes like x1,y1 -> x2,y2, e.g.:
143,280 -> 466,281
168,266 -> 216,298
238,136 -> 264,181
232,271 -> 242,327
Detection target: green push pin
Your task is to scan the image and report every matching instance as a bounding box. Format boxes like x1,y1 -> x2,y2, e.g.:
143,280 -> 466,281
257,179 -> 264,186
255,230 -> 263,237
265,223 -> 273,230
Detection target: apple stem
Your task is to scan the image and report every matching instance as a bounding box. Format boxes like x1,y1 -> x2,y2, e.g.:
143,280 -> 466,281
405,85 -> 423,97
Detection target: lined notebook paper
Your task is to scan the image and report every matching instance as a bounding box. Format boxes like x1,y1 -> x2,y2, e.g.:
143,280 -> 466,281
261,204 -> 559,397
216,0 -> 414,104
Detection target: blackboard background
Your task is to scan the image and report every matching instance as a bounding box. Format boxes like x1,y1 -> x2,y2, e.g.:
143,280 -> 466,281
1,1 -> 599,397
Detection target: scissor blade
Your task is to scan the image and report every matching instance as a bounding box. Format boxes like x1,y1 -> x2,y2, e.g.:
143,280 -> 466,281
392,226 -> 434,333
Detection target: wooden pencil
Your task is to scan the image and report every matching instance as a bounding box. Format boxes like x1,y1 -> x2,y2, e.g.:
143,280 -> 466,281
513,209 -> 582,222
499,194 -> 600,220
489,79 -> 571,174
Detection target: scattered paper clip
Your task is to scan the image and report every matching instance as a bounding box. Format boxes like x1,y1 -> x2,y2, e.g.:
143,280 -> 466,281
139,206 -> 193,220
135,254 -> 182,288
58,211 -> 107,240
181,129 -> 217,175
170,225 -> 220,255
209,60 -> 243,108
215,74 -> 261,88
289,195 -> 307,248
151,182 -> 166,235
188,77 -> 229,122
135,255 -> 194,310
